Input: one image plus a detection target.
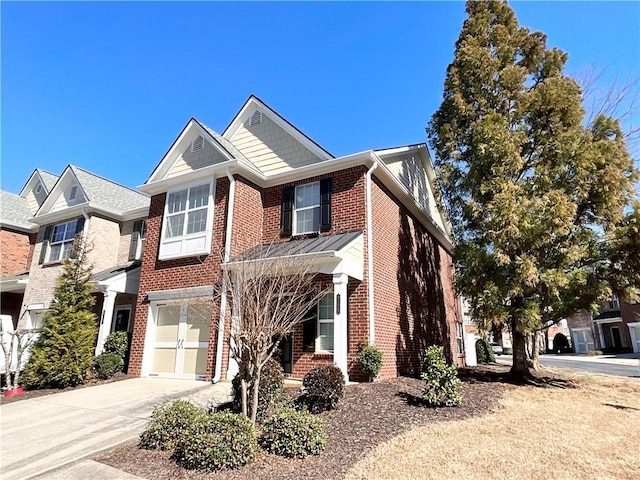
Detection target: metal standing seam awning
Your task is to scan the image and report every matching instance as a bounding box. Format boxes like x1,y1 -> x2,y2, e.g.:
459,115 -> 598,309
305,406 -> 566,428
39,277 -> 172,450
223,230 -> 364,281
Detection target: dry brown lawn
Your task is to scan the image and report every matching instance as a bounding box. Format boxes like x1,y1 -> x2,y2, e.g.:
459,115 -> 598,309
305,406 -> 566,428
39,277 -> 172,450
346,369 -> 640,480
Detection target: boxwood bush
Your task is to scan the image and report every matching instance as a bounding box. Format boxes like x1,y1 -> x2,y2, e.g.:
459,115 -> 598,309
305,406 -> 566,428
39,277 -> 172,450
475,338 -> 496,364
301,364 -> 345,413
139,400 -> 207,451
232,357 -> 285,422
93,352 -> 124,379
259,408 -> 326,458
103,331 -> 128,359
173,412 -> 257,472
358,343 -> 383,381
421,345 -> 463,407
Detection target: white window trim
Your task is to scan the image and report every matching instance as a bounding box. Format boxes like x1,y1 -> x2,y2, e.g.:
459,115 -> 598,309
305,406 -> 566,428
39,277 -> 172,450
293,181 -> 320,235
316,293 -> 334,353
48,220 -> 78,263
159,179 -> 215,261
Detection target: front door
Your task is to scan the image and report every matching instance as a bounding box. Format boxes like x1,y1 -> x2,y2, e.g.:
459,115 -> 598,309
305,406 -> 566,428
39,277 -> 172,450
279,335 -> 293,374
113,306 -> 131,333
611,327 -> 622,350
151,303 -> 211,380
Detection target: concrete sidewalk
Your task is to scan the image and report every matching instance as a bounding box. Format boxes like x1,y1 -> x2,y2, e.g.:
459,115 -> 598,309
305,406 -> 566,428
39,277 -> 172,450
539,352 -> 640,366
1,378 -> 232,479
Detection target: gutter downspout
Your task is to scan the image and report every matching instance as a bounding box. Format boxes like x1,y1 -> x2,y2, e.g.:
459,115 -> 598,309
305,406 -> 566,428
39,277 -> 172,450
366,160 -> 378,344
213,169 -> 236,383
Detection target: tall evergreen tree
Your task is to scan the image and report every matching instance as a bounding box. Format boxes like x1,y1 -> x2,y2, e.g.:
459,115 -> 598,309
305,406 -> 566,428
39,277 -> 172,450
22,238 -> 97,388
427,1 -> 638,377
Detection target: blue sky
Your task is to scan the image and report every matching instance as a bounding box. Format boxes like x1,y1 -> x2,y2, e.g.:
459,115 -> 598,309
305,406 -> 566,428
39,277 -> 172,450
2,1 -> 639,194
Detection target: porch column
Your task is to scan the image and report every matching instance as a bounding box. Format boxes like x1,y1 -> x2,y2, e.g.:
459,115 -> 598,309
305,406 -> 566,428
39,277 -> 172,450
95,290 -> 117,355
333,273 -> 349,381
596,322 -> 605,349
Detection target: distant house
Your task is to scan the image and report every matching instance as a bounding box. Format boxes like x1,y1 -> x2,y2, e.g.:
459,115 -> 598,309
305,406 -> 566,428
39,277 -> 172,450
128,95 -> 465,382
1,166 -> 149,361
567,297 -> 640,354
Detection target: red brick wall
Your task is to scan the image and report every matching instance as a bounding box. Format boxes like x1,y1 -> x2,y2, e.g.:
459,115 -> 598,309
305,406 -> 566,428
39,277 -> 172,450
262,166 -> 367,242
128,177 -> 230,379
370,177 -> 463,379
0,228 -> 35,277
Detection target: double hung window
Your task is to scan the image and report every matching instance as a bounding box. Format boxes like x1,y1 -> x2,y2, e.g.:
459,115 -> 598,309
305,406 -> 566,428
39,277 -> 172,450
302,293 -> 335,353
49,220 -> 78,262
294,183 -> 320,234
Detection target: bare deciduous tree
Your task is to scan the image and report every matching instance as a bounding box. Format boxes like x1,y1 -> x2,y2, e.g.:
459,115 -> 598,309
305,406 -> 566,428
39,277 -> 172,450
216,245 -> 332,424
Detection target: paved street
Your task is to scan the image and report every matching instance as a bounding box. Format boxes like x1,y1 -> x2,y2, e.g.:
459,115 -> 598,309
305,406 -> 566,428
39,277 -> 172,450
497,353 -> 640,378
0,378 -> 232,479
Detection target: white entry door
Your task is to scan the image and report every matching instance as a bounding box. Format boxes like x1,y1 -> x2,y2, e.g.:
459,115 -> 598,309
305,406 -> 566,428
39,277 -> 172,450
573,329 -> 595,354
151,303 -> 211,380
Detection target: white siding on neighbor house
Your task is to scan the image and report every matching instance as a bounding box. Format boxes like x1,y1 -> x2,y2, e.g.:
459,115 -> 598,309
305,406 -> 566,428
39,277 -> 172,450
166,140 -> 228,178
229,114 -> 324,174
382,153 -> 445,231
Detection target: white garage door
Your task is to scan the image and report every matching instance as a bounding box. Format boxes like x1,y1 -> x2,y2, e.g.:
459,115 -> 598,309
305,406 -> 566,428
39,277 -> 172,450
572,329 -> 595,354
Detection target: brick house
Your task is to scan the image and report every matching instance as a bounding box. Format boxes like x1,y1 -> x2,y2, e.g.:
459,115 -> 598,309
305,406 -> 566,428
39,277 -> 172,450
128,95 -> 465,382
2,166 -> 149,358
567,297 -> 640,354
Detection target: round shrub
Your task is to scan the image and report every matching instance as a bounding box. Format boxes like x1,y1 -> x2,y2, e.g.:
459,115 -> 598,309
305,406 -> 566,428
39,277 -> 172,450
421,345 -> 463,407
232,357 -> 285,422
259,408 -> 326,458
358,343 -> 383,381
93,353 -> 124,379
173,412 -> 257,472
552,333 -> 571,353
475,338 -> 496,364
302,364 -> 345,413
139,400 -> 207,451
103,331 -> 128,359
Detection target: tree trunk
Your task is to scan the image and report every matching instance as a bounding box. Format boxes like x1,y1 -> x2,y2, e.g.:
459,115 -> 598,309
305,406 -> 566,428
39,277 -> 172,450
510,321 -> 532,379
240,379 -> 248,417
250,362 -> 262,424
531,331 -> 541,371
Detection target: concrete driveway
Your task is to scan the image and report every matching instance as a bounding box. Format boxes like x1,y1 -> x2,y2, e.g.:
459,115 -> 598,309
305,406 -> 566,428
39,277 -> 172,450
1,378 -> 232,479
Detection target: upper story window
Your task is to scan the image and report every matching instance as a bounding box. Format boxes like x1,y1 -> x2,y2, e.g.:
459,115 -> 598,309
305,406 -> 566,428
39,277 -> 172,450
159,181 -> 214,260
49,220 -> 78,262
280,178 -> 332,237
609,295 -> 620,309
295,183 -> 320,234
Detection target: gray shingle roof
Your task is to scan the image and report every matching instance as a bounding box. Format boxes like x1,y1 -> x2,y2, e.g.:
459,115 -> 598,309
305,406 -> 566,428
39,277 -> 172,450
0,191 -> 34,230
234,231 -> 362,262
71,166 -> 149,214
37,169 -> 59,192
199,121 -> 263,175
91,262 -> 140,282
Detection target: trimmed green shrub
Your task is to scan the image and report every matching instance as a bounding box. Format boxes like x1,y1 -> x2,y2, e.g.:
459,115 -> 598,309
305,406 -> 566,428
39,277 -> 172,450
139,400 -> 207,451
475,338 -> 496,364
421,345 -> 463,407
93,352 -> 123,379
259,408 -> 326,458
173,412 -> 257,472
302,364 -> 345,413
358,343 -> 383,381
232,357 -> 285,422
103,331 -> 128,359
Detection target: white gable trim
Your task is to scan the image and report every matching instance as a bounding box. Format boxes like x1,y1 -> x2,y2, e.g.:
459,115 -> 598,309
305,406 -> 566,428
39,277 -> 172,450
145,119 -> 236,185
222,95 -> 333,162
19,169 -> 55,198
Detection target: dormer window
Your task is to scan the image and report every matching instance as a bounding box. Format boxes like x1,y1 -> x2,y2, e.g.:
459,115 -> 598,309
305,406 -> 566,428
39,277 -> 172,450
69,185 -> 78,201
249,110 -> 262,126
191,135 -> 204,152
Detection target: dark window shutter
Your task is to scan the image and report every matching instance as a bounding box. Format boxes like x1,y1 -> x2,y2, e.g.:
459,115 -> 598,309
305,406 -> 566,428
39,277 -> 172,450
302,305 -> 317,352
75,216 -> 85,235
281,186 -> 294,237
128,220 -> 143,261
320,178 -> 332,232
38,225 -> 53,265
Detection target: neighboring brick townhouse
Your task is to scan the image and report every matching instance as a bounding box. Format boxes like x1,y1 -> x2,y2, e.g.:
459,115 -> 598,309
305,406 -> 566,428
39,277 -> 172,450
1,166 -> 149,360
129,95 -> 465,383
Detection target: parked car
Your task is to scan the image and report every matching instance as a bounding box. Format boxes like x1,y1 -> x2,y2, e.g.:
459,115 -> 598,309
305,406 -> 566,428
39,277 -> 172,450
490,343 -> 503,355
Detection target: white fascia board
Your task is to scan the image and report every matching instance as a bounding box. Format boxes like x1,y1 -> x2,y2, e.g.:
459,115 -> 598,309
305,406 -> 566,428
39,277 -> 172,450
0,279 -> 28,293
19,170 -> 42,198
222,96 -> 333,162
594,317 -> 623,324
29,202 -> 130,225
34,166 -> 83,217
121,206 -> 150,222
139,159 -> 238,196
1,220 -> 38,233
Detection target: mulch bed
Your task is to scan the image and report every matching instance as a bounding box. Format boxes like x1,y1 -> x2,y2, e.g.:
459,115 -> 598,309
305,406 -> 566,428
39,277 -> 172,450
0,373 -> 131,405
95,365 -> 515,480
